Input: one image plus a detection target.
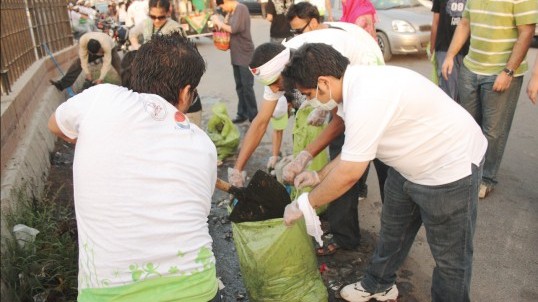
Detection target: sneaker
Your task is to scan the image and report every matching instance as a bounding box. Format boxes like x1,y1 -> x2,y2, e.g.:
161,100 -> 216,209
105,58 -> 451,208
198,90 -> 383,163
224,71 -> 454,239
232,116 -> 248,124
49,79 -> 63,91
340,282 -> 398,302
478,183 -> 493,199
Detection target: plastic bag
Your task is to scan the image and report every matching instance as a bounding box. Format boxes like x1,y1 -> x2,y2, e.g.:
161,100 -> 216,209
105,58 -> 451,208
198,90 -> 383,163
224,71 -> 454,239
232,218 -> 328,302
207,102 -> 240,161
213,30 -> 230,51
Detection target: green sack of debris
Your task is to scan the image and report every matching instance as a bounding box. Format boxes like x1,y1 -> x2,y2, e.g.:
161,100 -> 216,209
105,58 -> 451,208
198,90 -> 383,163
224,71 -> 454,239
207,102 -> 240,161
232,218 -> 328,302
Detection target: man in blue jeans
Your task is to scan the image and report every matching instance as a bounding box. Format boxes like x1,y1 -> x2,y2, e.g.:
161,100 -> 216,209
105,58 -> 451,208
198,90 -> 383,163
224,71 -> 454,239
282,43 -> 487,302
441,0 -> 537,198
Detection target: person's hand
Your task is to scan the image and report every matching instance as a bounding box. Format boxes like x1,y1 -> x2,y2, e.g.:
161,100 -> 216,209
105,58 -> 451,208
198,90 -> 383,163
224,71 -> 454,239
228,167 -> 246,187
441,55 -> 453,81
282,150 -> 313,183
307,108 -> 330,126
294,171 -> 320,189
283,200 -> 303,226
493,72 -> 512,92
211,15 -> 223,29
267,155 -> 280,171
93,79 -> 104,84
85,74 -> 93,81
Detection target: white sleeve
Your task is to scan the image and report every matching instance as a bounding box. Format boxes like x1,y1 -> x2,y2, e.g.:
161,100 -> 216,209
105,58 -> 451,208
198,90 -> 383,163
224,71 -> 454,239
55,90 -> 96,139
263,86 -> 284,101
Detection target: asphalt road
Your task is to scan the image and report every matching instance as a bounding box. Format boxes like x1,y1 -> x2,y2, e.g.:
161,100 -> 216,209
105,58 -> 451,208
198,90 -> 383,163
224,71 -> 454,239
194,17 -> 538,301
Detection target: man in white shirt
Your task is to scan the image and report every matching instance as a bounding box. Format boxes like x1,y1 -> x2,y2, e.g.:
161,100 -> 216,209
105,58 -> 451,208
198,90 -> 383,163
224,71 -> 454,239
50,31 -> 121,91
48,33 -> 221,302
126,0 -> 149,27
282,43 -> 487,302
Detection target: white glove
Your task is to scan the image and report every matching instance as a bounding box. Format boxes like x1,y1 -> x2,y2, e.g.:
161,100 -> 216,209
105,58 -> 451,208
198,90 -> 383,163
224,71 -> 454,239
227,167 -> 246,187
307,108 -> 330,126
283,200 -> 303,226
282,151 -> 313,183
294,171 -> 320,189
267,155 -> 280,172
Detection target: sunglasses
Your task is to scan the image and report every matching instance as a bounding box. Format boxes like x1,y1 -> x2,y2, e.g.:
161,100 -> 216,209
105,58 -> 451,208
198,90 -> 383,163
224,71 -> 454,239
148,14 -> 167,21
290,19 -> 311,35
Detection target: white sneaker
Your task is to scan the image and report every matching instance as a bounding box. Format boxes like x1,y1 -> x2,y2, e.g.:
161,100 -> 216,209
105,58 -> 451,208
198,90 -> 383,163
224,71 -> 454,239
340,282 -> 398,302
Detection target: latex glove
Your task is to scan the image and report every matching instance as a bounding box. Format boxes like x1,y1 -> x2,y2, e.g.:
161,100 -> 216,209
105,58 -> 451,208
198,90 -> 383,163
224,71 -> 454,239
227,167 -> 246,187
294,171 -> 320,189
307,107 -> 330,126
267,155 -> 280,171
282,150 -> 313,183
283,200 -> 303,226
296,193 -> 323,246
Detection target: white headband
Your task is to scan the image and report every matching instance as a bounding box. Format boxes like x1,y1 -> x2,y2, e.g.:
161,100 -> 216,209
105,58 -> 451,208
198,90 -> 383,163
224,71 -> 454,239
250,48 -> 290,86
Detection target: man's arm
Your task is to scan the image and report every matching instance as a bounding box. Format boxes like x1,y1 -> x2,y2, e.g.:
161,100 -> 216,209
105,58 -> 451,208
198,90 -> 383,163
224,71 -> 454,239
325,0 -> 333,22
304,111 -> 345,156
441,17 -> 470,80
97,37 -> 114,82
234,99 -> 278,171
308,157 -> 368,209
129,22 -> 144,50
493,24 -> 535,92
48,113 -> 77,144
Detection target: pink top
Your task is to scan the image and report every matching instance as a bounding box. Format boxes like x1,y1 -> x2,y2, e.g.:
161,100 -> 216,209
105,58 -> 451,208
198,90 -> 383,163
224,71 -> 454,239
340,0 -> 376,23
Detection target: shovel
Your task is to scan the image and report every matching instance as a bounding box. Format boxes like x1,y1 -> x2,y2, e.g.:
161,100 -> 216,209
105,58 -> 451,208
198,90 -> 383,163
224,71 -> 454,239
215,170 -> 291,223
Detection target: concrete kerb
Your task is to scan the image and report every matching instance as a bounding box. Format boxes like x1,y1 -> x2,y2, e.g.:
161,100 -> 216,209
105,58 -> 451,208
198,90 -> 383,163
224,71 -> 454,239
1,45 -> 77,236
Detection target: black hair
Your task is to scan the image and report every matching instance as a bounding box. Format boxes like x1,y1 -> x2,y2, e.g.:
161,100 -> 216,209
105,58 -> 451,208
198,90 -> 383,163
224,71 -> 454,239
282,43 -> 349,89
286,2 -> 320,23
130,32 -> 206,106
149,0 -> 170,10
87,39 -> 101,54
249,42 -> 287,68
120,50 -> 138,88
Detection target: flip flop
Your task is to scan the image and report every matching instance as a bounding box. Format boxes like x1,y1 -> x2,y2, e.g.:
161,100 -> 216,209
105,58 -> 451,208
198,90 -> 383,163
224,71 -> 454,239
316,234 -> 340,256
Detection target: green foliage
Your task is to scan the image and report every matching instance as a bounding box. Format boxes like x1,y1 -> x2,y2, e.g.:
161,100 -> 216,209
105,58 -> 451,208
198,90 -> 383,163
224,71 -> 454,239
1,184 -> 78,302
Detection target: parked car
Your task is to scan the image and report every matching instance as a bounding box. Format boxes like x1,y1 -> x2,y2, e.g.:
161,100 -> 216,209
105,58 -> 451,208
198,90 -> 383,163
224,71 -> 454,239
372,0 -> 432,61
238,0 -> 262,15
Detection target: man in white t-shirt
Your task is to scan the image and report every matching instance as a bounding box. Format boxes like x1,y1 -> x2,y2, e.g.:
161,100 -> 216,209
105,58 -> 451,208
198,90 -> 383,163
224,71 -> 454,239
48,33 -> 221,302
282,43 -> 487,302
126,0 -> 149,27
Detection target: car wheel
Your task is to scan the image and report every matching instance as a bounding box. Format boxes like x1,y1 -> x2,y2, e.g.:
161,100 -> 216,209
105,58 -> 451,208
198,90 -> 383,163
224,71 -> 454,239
377,32 -> 392,62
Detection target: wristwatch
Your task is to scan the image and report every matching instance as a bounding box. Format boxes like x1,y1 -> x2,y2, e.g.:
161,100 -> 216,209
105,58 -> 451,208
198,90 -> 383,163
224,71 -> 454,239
503,67 -> 514,77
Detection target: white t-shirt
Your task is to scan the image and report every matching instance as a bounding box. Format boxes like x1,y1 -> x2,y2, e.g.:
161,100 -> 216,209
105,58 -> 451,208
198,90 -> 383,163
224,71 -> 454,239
262,25 -> 384,103
284,25 -> 384,68
339,66 -> 487,185
126,0 -> 149,27
55,85 -> 218,295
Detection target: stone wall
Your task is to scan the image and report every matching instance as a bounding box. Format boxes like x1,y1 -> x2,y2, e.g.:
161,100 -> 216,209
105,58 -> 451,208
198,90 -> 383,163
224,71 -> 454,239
0,45 -> 77,217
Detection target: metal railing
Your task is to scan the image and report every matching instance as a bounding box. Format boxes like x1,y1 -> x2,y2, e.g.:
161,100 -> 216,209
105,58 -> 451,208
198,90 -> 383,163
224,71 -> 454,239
1,0 -> 73,95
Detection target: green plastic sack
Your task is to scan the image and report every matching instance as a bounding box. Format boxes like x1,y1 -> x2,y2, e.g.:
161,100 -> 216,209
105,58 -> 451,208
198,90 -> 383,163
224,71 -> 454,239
291,106 -> 329,213
232,218 -> 328,302
207,102 -> 240,160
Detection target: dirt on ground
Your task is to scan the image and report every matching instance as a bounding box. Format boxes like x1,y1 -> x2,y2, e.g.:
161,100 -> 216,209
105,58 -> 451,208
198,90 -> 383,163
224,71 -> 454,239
46,106 -> 418,302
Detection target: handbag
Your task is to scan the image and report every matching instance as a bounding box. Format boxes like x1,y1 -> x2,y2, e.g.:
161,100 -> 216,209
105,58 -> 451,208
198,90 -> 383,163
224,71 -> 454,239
213,30 -> 230,51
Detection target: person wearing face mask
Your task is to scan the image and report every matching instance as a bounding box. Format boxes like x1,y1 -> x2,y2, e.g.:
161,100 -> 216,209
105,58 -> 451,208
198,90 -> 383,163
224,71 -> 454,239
282,43 -> 487,302
229,19 -> 383,256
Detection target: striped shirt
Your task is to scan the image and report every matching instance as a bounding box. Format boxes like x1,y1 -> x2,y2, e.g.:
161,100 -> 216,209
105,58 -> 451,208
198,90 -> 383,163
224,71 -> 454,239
463,0 -> 538,76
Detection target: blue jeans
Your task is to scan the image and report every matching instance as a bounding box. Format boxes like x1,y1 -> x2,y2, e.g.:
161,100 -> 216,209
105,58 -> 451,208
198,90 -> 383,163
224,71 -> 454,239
458,65 -> 523,187
435,51 -> 463,103
361,160 -> 482,302
232,64 -> 258,121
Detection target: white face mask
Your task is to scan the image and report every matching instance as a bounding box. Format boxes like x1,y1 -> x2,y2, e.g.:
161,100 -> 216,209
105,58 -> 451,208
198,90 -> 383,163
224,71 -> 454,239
309,83 -> 338,111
